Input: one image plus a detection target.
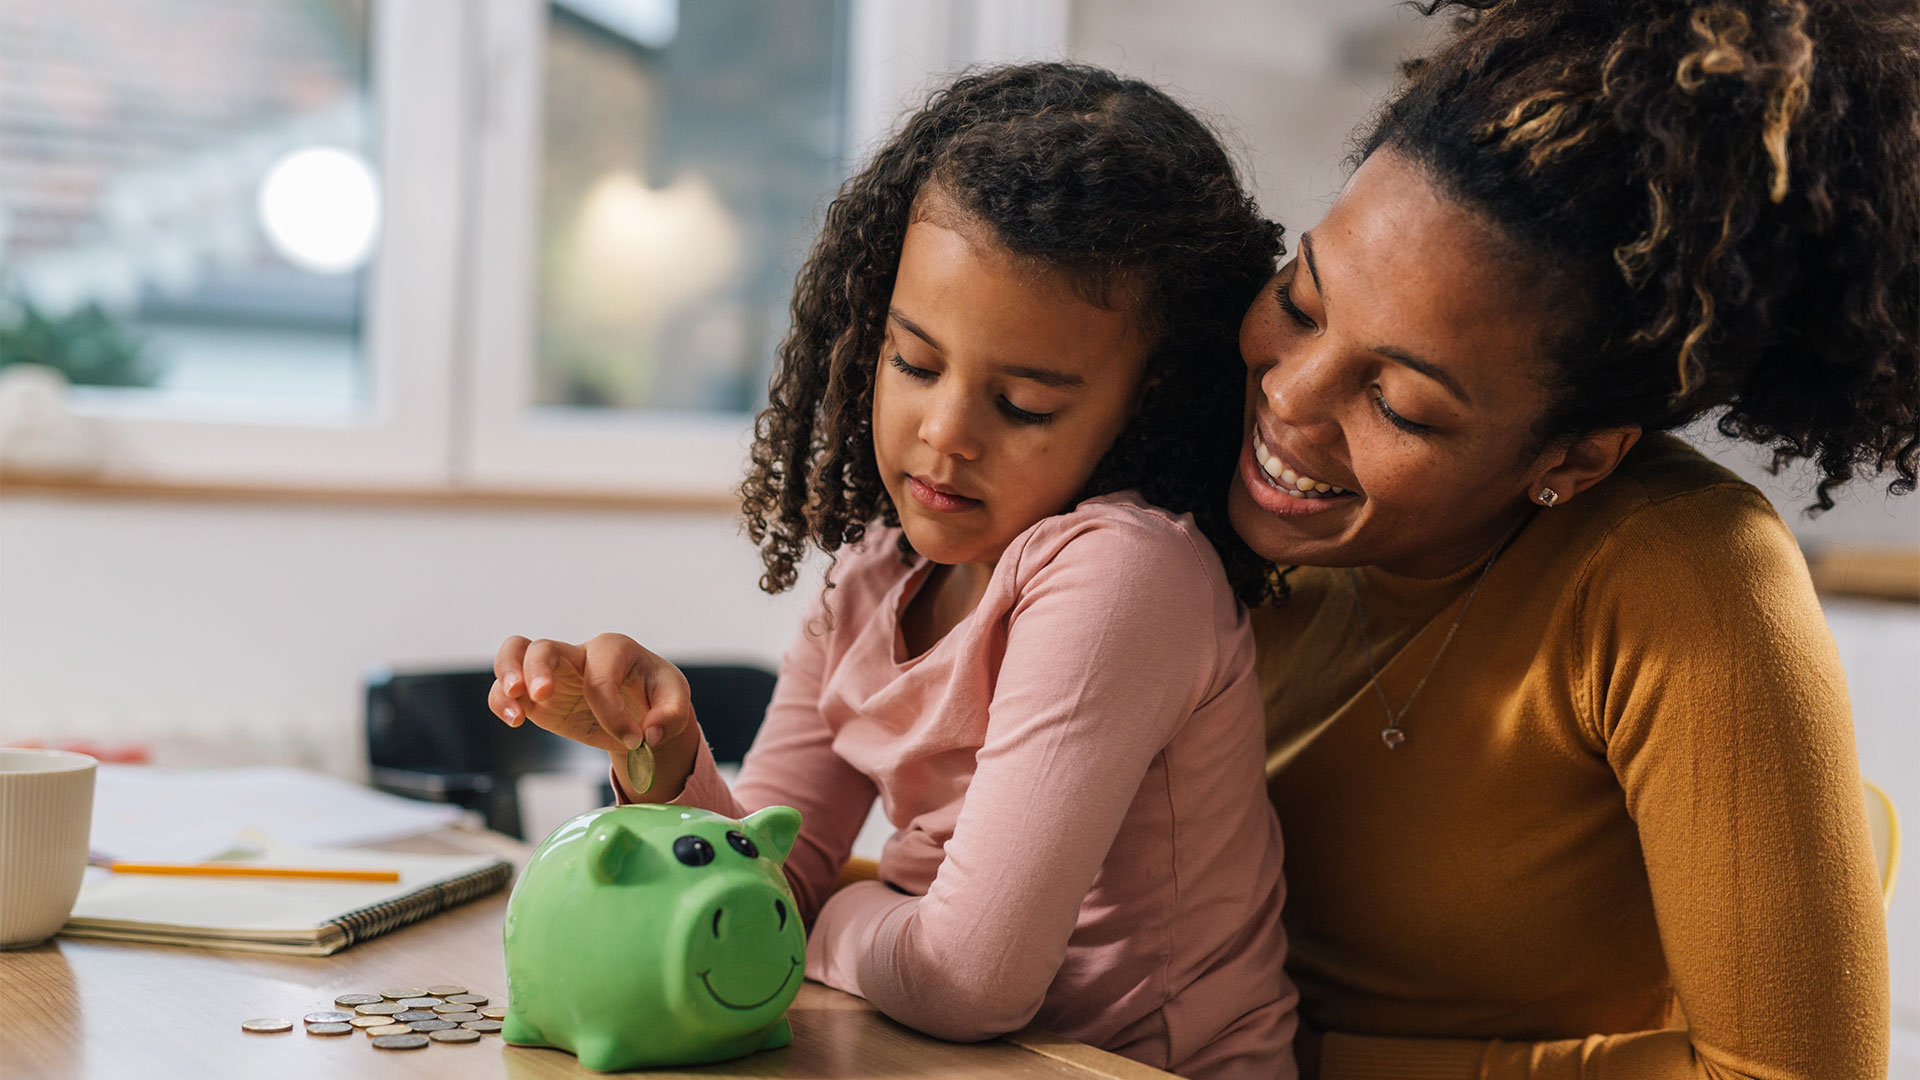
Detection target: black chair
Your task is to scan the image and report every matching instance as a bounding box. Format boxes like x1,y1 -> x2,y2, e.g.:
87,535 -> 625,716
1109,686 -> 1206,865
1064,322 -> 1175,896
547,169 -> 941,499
365,662 -> 777,838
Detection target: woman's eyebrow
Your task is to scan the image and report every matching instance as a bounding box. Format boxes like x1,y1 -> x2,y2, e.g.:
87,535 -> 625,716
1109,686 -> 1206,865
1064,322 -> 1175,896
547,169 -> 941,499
1303,231 -> 1473,407
888,310 -> 941,350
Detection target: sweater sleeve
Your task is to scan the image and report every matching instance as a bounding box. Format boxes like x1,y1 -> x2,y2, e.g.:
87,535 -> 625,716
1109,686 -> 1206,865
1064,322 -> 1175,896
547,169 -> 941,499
1318,490 -> 1889,1080
613,598 -> 880,926
802,516 -> 1220,1041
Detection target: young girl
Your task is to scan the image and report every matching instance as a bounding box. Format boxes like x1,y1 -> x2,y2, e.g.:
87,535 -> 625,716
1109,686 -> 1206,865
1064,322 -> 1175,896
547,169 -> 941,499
491,63 -> 1296,1079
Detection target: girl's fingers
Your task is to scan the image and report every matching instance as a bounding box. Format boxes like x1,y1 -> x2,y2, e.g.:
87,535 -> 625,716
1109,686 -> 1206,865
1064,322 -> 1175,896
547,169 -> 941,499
494,636 -> 531,697
640,662 -> 695,747
486,679 -> 523,726
582,635 -> 650,748
521,639 -> 585,701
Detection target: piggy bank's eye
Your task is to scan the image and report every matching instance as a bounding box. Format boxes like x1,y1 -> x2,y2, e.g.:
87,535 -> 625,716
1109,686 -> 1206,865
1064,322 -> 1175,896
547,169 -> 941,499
726,831 -> 759,859
673,835 -> 715,867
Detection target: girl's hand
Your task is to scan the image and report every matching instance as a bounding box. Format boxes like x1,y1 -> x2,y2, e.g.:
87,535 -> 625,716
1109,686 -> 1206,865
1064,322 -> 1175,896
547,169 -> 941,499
489,634 -> 702,800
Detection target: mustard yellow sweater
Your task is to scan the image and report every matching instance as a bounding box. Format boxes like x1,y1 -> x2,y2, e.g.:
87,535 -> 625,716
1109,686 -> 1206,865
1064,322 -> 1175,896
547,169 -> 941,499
1254,435 -> 1888,1079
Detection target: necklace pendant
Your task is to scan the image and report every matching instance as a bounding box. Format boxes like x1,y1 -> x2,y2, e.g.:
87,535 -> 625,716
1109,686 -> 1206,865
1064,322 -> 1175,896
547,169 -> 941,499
1381,727 -> 1407,750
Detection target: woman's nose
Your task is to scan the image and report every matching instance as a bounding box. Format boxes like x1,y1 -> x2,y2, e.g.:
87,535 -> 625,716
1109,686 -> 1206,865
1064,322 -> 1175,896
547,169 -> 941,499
1259,349 -> 1341,445
918,387 -> 983,460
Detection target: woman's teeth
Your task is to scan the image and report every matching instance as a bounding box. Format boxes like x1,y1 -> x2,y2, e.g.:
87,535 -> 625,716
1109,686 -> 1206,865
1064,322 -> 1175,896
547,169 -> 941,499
1254,438 -> 1349,499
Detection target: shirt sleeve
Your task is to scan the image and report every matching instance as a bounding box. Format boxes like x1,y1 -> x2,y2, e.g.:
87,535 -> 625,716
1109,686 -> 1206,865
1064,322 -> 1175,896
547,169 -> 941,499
802,515 -> 1223,1041
612,597 -> 880,926
1318,491 -> 1889,1080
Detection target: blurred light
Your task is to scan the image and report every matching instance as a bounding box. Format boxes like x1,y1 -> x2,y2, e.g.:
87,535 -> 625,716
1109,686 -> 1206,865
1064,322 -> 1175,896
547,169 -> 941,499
255,148 -> 380,275
554,0 -> 679,49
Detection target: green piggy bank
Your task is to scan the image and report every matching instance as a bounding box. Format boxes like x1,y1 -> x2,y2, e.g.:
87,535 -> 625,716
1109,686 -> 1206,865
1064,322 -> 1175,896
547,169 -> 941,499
502,803 -> 807,1071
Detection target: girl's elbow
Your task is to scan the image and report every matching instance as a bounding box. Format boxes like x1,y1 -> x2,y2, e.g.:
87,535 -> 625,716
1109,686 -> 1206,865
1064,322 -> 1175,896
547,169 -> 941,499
904,978 -> 1046,1042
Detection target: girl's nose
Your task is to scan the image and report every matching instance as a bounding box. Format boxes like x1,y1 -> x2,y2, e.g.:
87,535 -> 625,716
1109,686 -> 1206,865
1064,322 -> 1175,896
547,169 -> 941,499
1259,349 -> 1341,446
918,388 -> 984,460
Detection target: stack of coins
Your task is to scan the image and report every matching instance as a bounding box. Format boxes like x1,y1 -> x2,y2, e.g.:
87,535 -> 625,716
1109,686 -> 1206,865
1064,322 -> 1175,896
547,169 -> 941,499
241,983 -> 507,1051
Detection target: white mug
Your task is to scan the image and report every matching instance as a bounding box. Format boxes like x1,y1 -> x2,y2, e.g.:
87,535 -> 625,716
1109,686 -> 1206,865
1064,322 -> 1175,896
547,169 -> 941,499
0,748 -> 97,949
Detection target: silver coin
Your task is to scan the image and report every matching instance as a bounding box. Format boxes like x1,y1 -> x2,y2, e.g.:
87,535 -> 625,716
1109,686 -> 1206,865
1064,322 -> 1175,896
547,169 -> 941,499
424,984 -> 467,997
625,742 -> 654,794
354,1002 -> 405,1016
461,1020 -> 504,1034
371,1033 -> 430,1050
303,1011 -> 354,1025
430,1028 -> 482,1044
378,986 -> 426,1001
408,1019 -> 457,1032
348,1016 -> 391,1029
305,1023 -> 353,1036
396,997 -> 442,1009
478,1006 -> 508,1020
445,993 -> 488,1005
241,1018 -> 293,1034
436,1012 -> 479,1025
393,1010 -> 438,1022
432,1001 -> 479,1014
334,993 -> 382,1008
364,1024 -> 411,1037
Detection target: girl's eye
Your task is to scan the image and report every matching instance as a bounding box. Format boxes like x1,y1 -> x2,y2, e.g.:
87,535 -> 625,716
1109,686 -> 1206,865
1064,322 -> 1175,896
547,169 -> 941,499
1274,278 -> 1315,330
998,399 -> 1055,426
1370,388 -> 1433,436
888,354 -> 935,380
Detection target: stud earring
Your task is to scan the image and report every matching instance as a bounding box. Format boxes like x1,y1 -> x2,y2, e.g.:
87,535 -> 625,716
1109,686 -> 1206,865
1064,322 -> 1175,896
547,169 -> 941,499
1536,488 -> 1560,507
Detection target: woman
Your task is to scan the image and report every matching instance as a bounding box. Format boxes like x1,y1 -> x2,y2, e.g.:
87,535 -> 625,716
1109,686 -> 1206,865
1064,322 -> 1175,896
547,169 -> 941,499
1237,0 -> 1913,1076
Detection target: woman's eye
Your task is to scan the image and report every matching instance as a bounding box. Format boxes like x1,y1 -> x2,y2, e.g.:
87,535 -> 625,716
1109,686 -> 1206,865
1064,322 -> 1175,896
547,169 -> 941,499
998,399 -> 1055,426
1370,389 -> 1433,435
888,354 -> 935,380
1274,278 -> 1316,330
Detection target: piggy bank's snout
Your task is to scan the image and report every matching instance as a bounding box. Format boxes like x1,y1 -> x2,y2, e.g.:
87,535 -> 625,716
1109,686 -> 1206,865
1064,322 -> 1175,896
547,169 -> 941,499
707,895 -> 789,942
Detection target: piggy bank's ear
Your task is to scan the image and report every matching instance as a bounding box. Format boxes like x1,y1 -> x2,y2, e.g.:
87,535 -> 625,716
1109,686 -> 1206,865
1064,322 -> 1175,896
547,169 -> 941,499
741,806 -> 802,865
588,820 -> 657,884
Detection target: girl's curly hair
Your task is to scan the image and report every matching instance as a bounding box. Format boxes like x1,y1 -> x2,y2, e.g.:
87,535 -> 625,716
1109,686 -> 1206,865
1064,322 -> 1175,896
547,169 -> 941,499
742,62 -> 1283,602
1362,0 -> 1919,509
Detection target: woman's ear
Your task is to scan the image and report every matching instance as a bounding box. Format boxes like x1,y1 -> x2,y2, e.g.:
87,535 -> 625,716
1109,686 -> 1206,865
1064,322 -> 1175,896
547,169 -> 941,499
1531,426 -> 1642,507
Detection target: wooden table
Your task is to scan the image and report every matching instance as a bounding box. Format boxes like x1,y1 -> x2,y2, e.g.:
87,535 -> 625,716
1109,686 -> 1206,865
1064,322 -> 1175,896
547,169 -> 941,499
0,828 -> 1177,1080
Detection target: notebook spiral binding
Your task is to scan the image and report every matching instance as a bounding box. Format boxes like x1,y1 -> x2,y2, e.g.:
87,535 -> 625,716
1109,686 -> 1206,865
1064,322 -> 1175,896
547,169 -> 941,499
325,860 -> 514,948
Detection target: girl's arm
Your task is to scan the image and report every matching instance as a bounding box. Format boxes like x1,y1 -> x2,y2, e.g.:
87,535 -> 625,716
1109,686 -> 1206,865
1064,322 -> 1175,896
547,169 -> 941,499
1316,493 -> 1889,1080
802,515 -> 1226,1041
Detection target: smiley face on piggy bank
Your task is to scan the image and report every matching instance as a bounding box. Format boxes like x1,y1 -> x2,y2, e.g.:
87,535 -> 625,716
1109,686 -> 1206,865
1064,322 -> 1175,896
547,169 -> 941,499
501,803 -> 806,1071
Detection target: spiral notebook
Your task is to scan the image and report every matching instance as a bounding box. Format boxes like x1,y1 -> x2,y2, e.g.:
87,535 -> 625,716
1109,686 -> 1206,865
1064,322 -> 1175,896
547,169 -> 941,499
61,841 -> 513,956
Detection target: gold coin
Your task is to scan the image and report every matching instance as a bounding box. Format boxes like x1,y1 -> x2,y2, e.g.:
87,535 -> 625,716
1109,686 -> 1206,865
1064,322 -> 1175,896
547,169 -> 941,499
445,993 -> 488,1005
396,996 -> 442,1009
348,1016 -> 391,1029
437,1012 -> 480,1025
408,1019 -> 457,1032
241,1018 -> 293,1034
431,1002 -> 478,1014
371,1033 -> 430,1050
425,984 -> 466,996
378,986 -> 426,1000
478,1006 -> 508,1019
430,1028 -> 481,1044
365,1024 -> 410,1037
461,1020 -> 504,1034
303,1011 -> 353,1025
334,993 -> 382,1008
393,1010 -> 438,1022
354,1002 -> 405,1016
305,1023 -> 353,1036
625,742 -> 654,794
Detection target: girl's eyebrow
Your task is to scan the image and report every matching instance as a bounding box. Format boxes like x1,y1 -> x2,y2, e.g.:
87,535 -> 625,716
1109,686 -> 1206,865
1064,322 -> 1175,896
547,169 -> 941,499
889,309 -> 1084,388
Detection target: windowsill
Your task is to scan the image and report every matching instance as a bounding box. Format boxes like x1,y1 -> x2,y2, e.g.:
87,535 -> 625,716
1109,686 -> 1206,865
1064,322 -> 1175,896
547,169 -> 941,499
0,468 -> 741,514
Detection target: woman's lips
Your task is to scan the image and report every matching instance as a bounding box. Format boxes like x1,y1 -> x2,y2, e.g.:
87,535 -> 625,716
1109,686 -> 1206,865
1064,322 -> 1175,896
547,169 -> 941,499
1237,430 -> 1357,517
906,475 -> 981,513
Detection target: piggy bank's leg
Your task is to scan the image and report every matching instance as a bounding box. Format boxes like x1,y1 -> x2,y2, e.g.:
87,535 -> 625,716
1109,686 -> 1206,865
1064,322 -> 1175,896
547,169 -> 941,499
501,1012 -> 550,1048
573,1031 -> 636,1073
762,1016 -> 793,1050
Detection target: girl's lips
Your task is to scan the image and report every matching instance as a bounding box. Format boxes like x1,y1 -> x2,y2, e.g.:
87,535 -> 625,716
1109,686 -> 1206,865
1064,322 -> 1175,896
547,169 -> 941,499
907,476 -> 982,513
1236,433 -> 1356,517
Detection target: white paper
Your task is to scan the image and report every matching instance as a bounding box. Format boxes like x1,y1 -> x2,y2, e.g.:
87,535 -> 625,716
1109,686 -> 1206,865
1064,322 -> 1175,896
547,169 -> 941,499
89,765 -> 474,863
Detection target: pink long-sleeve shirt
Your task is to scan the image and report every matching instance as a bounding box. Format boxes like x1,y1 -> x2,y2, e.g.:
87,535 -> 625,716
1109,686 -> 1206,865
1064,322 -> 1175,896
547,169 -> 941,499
637,493 -> 1296,1079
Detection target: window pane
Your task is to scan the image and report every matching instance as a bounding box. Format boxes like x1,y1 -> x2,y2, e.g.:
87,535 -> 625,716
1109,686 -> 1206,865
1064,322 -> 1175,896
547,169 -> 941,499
537,0 -> 846,413
0,0 -> 375,415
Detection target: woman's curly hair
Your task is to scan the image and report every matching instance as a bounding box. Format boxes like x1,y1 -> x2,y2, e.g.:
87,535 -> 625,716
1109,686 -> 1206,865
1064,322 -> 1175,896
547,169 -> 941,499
742,62 -> 1283,601
1362,0 -> 1919,509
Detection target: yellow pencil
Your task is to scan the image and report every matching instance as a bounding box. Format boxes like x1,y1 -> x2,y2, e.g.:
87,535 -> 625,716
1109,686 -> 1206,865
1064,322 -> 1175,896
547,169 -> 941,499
103,862 -> 401,883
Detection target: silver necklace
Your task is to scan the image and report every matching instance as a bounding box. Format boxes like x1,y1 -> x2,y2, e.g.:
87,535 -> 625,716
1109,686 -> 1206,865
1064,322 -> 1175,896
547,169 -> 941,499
1346,524 -> 1522,749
